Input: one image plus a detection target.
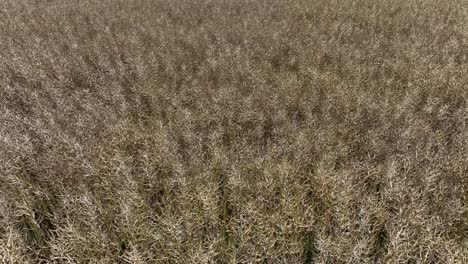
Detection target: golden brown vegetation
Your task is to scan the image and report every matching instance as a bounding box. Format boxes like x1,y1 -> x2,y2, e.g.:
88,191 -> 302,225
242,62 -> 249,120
1,0 -> 467,263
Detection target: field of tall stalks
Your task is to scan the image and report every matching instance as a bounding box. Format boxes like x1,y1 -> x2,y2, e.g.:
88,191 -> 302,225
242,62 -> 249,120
0,0 -> 467,263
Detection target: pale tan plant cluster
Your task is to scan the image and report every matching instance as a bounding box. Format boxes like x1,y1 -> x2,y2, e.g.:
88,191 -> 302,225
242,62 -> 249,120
0,0 -> 467,263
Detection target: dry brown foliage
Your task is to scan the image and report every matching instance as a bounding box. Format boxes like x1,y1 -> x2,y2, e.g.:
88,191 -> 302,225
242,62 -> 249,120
0,0 -> 467,263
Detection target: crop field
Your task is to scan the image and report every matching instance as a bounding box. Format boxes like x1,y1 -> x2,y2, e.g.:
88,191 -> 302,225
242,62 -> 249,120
0,0 -> 467,263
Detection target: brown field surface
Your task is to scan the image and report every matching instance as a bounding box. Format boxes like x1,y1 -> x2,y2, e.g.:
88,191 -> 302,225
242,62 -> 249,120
0,0 -> 467,263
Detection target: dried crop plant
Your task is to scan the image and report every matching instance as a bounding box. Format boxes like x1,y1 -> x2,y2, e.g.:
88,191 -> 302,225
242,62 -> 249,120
0,0 -> 467,263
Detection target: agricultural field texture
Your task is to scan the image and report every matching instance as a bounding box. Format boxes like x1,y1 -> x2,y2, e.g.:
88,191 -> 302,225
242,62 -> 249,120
0,0 -> 467,263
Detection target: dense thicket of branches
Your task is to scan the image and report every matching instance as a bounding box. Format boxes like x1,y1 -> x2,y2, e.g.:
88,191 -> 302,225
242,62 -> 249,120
1,0 -> 467,263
